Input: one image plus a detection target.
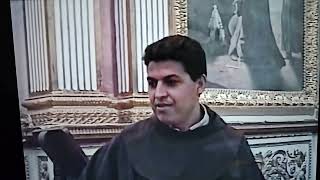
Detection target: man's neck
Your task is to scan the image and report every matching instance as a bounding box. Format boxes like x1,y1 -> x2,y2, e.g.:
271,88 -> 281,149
171,104 -> 204,132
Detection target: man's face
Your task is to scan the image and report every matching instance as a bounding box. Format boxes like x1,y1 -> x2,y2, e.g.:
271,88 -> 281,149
147,60 -> 205,129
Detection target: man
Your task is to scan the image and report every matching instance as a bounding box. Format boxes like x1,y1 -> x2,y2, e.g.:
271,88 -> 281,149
78,35 -> 264,180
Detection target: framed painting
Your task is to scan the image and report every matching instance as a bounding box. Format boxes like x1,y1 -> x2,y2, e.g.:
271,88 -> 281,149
170,0 -> 319,108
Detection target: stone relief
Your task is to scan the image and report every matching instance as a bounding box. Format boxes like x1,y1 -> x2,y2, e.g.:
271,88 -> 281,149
20,110 -> 34,128
253,148 -> 309,180
38,156 -> 50,180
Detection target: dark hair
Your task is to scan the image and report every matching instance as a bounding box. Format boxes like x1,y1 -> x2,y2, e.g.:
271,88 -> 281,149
143,35 -> 207,81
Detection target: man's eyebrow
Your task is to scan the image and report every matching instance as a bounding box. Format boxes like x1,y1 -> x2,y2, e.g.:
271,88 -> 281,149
147,75 -> 179,81
163,75 -> 179,80
147,77 -> 156,81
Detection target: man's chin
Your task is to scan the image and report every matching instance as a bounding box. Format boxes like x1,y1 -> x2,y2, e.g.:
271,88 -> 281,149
156,114 -> 167,122
156,115 -> 176,126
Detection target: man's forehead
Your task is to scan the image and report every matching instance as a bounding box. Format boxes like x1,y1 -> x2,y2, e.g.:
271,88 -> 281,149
146,60 -> 189,79
147,60 -> 185,72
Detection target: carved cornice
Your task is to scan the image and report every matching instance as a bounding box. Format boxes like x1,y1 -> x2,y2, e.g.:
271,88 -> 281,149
21,91 -> 317,142
232,121 -> 318,135
27,107 -> 152,126
20,92 -> 153,141
22,91 -> 150,110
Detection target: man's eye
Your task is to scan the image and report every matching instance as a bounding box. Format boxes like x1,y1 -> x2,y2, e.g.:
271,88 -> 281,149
166,79 -> 178,87
148,80 -> 157,88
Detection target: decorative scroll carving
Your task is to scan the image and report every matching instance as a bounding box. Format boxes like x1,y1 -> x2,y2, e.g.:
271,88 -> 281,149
30,108 -> 119,126
22,93 -> 152,126
20,93 -> 153,138
28,107 -> 153,127
127,108 -> 153,122
249,135 -> 312,179
174,0 -> 319,107
254,149 -> 307,180
22,92 -> 150,110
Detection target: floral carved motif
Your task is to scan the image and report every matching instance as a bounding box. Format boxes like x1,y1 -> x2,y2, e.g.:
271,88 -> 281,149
254,149 -> 308,180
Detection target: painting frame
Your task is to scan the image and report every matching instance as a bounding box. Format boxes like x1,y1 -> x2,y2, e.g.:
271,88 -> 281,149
170,0 -> 319,109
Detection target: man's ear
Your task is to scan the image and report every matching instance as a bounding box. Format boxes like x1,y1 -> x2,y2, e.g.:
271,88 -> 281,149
196,75 -> 207,96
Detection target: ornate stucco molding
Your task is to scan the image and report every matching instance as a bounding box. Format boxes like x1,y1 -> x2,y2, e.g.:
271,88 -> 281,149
21,92 -> 153,140
22,91 -> 150,110
21,92 -> 317,141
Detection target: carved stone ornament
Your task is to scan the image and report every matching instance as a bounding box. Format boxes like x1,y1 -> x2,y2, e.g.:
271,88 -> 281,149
249,135 -> 313,180
174,0 -> 319,108
21,90 -> 318,139
255,149 -> 308,180
21,92 -> 153,138
38,156 -> 49,180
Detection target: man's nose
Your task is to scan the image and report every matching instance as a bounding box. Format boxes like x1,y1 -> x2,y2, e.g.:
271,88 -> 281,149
155,82 -> 167,98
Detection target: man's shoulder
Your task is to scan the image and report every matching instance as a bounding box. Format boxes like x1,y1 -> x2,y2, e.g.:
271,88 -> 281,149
205,105 -> 245,140
118,117 -> 155,141
223,123 -> 245,141
100,118 -> 154,152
